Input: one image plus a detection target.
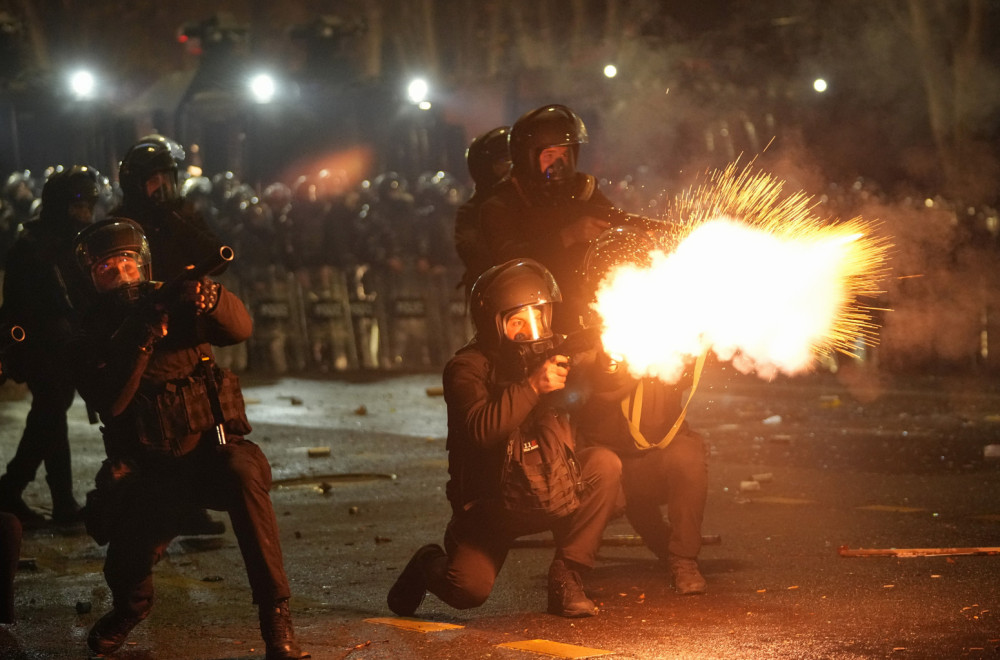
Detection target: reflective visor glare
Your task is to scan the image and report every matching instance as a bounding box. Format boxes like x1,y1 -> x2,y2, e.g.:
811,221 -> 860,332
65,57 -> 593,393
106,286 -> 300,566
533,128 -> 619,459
503,305 -> 550,342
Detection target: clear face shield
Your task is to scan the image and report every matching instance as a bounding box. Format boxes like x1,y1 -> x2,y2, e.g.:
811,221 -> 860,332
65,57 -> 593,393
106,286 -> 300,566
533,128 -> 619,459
498,302 -> 557,379
502,303 -> 554,343
144,169 -> 178,205
91,250 -> 149,300
537,145 -> 576,184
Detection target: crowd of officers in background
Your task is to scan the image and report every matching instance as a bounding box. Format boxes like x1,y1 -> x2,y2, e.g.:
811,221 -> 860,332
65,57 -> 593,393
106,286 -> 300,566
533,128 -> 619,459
0,165 -> 471,375
3,155 -> 1000,378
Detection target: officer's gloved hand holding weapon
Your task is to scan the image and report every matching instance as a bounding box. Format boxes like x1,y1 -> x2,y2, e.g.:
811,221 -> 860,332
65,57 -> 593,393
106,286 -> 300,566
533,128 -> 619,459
109,246 -> 233,351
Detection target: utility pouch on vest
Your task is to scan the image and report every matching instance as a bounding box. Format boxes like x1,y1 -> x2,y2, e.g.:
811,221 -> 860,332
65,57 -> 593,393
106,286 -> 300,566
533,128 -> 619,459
136,364 -> 251,455
499,408 -> 582,524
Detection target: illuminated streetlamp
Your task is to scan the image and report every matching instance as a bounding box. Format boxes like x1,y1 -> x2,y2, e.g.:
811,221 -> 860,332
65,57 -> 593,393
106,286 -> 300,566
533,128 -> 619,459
69,69 -> 97,99
407,78 -> 429,105
603,64 -> 618,79
813,78 -> 828,93
249,73 -> 277,104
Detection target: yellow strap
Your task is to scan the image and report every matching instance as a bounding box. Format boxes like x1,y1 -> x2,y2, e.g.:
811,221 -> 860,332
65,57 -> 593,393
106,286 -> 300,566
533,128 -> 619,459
621,350 -> 708,450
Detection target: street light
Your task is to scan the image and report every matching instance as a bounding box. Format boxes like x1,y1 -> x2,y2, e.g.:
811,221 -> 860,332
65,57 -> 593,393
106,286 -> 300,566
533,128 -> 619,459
249,73 -> 277,104
813,78 -> 828,93
407,78 -> 429,104
603,64 -> 618,79
68,69 -> 97,99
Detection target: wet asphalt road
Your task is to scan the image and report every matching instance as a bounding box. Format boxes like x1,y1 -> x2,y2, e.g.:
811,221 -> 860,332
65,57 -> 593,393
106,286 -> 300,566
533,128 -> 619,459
1,361 -> 999,660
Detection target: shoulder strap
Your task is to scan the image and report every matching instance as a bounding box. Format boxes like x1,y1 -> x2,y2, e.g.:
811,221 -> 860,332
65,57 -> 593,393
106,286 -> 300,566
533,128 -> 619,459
621,350 -> 708,450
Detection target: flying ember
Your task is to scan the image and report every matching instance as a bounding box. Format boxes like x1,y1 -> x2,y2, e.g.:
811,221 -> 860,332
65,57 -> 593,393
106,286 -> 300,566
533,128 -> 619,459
591,165 -> 892,383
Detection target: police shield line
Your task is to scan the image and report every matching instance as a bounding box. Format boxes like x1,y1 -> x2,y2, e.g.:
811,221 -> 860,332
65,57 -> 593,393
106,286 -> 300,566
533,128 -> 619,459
203,168 -> 471,375
2,172 -> 473,377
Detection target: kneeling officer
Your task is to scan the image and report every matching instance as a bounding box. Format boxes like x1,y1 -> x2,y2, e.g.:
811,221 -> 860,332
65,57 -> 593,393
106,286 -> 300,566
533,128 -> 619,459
69,218 -> 308,659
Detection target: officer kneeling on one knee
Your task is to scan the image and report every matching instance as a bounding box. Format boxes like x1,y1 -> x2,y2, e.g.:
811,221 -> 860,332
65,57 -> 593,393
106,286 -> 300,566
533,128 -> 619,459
388,258 -> 621,619
67,218 -> 309,660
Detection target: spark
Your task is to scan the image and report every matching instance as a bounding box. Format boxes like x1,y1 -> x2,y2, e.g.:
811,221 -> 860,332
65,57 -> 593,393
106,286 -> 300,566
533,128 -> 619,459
591,163 -> 893,382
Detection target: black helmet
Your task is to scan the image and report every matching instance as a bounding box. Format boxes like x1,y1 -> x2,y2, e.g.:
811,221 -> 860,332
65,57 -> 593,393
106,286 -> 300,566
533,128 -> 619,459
469,258 -> 561,353
415,170 -> 463,208
74,217 -> 152,301
372,171 -> 408,202
181,175 -> 213,201
3,170 -> 37,215
509,104 -> 587,187
39,165 -> 101,233
466,126 -> 511,190
262,181 -> 293,212
118,134 -> 185,207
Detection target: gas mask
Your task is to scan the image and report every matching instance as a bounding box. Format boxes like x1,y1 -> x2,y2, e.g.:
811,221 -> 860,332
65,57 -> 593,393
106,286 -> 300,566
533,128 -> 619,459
497,302 -> 557,379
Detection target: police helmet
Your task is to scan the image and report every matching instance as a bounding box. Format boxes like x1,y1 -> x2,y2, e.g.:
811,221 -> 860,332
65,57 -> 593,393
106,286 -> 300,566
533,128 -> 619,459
3,170 -> 37,214
74,217 -> 152,300
262,182 -> 293,212
118,134 -> 185,206
509,105 -> 587,186
40,165 -> 101,233
372,171 -> 408,202
466,126 -> 511,190
469,258 -> 561,351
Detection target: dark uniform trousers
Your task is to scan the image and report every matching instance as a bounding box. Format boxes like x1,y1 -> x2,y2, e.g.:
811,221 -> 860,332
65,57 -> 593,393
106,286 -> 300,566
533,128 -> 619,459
0,512 -> 21,623
1,366 -> 76,503
619,429 -> 708,560
426,446 -> 621,609
104,437 -> 289,617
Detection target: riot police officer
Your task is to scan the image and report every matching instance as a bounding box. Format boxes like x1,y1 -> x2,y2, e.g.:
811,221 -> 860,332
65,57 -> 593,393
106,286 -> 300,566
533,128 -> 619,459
0,165 -> 100,526
454,126 -> 511,299
113,134 -> 228,534
387,259 -> 621,619
415,170 -> 466,364
114,134 -> 223,279
479,105 -> 615,333
0,170 -> 38,269
70,218 -> 308,659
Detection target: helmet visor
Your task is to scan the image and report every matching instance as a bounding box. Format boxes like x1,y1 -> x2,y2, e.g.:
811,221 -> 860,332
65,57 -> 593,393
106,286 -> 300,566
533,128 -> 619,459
92,250 -> 148,293
501,303 -> 553,342
145,170 -> 178,204
537,146 -> 576,182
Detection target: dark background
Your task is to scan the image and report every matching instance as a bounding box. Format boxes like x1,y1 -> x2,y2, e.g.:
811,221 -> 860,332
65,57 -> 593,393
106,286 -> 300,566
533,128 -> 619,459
1,0 -> 998,203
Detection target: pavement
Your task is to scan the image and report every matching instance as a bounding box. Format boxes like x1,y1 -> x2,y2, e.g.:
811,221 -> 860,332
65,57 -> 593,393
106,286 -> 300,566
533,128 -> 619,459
1,361 -> 1000,659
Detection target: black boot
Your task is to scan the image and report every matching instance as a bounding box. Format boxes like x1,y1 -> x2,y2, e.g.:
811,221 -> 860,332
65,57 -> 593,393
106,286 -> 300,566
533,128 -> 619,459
50,494 -> 83,527
387,544 -> 445,617
547,559 -> 598,618
259,599 -> 309,660
87,608 -> 148,655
